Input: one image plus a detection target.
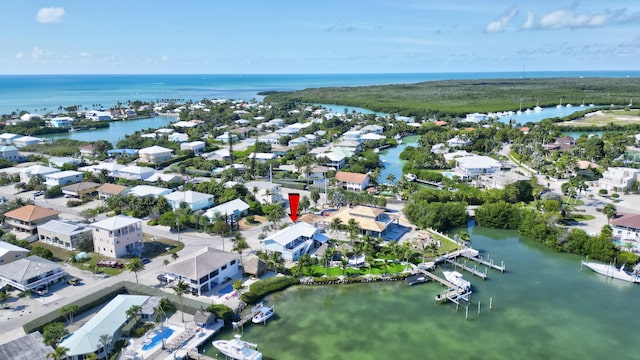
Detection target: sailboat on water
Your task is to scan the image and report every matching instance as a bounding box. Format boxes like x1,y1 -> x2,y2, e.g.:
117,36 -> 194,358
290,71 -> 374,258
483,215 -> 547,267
556,97 -> 563,109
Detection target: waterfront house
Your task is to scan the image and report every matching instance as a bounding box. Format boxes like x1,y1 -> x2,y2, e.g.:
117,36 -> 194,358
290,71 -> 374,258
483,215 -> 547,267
543,136 -> 576,152
60,295 -> 158,360
79,162 -> 124,176
599,167 -> 640,192
204,198 -> 250,222
455,155 -> 502,179
481,172 -> 531,190
0,133 -> 21,145
326,205 -> 395,238
97,183 -> 128,199
248,152 -> 277,162
431,143 -> 449,154
4,205 -> 59,234
360,133 -> 386,142
44,170 -> 83,187
335,140 -> 362,153
37,219 -> 93,251
446,136 -> 472,147
465,113 -> 488,122
107,148 -> 138,157
144,173 -> 183,183
611,212 -> 640,244
113,165 -> 155,180
165,247 -> 239,296
181,140 -> 206,154
164,190 -> 214,211
335,171 -> 370,191
263,222 -> 329,261
244,181 -> 283,204
127,184 -> 173,198
0,255 -> 67,292
288,136 -> 309,147
138,145 -> 173,164
48,116 -> 73,128
86,110 -> 112,121
343,130 -> 362,142
0,145 -> 19,161
61,181 -> 101,199
12,136 -> 43,148
0,241 -> 29,265
91,215 -> 143,258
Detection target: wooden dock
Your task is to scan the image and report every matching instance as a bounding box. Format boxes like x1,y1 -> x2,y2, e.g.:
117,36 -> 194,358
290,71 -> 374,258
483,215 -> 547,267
460,252 -> 506,272
444,258 -> 487,279
435,287 -> 472,305
416,269 -> 456,288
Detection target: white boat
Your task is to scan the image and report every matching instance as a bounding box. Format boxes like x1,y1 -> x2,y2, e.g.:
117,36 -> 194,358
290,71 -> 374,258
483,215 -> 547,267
534,105 -> 543,112
443,270 -> 471,290
373,148 -> 379,153
557,97 -> 563,108
252,304 -> 275,324
405,173 -> 416,182
212,334 -> 262,360
394,133 -> 402,144
581,262 -> 640,283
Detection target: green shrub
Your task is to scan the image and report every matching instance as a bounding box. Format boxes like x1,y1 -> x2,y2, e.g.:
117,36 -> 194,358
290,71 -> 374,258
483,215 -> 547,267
599,189 -> 608,195
240,276 -> 300,305
611,193 -> 619,199
206,304 -> 234,322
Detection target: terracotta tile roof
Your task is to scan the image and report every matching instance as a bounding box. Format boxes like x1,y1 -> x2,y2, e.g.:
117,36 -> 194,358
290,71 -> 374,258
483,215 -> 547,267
349,205 -> 384,218
62,181 -> 101,193
97,183 -> 128,195
434,121 -> 448,126
335,171 -> 368,184
327,207 -> 388,233
4,205 -> 59,222
612,213 -> 640,230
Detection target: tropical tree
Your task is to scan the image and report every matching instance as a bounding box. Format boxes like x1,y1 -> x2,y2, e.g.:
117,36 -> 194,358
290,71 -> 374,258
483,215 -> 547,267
231,232 -> 250,265
459,231 -> 471,245
347,218 -> 359,244
298,254 -> 313,276
0,291 -> 10,309
266,205 -> 285,229
98,334 -> 112,360
154,298 -> 176,349
126,304 -> 142,330
329,217 -> 343,239
173,280 -> 189,323
322,247 -> 336,276
42,322 -> 69,347
299,195 -> 311,214
60,304 -> 79,325
46,346 -> 69,360
603,203 -> 617,224
340,257 -> 349,276
126,257 -> 145,284
310,189 -> 321,208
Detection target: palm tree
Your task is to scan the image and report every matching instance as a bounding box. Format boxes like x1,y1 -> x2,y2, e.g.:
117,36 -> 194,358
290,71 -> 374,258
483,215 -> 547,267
603,203 -> 617,224
46,346 -> 69,360
459,231 -> 471,245
323,247 -> 336,276
330,218 -> 343,239
0,291 -> 10,309
340,257 -> 349,276
174,280 -> 189,323
60,304 -> 79,325
154,298 -> 176,349
98,334 -> 112,360
232,232 -> 250,265
347,219 -> 359,244
85,353 -> 99,360
126,304 -> 142,330
126,257 -> 145,284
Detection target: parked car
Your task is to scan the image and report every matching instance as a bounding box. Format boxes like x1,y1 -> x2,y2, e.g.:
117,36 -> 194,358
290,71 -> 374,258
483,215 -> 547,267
33,190 -> 44,197
142,258 -> 151,264
157,274 -> 168,283
36,287 -> 47,295
67,277 -> 80,286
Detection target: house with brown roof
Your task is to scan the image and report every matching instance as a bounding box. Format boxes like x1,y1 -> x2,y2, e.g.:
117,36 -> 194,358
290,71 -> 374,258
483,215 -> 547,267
164,247 -> 239,296
97,183 -> 128,199
62,181 -> 101,199
3,205 -> 59,234
335,171 -> 370,191
611,212 -> 640,243
80,144 -> 96,157
326,205 -> 396,238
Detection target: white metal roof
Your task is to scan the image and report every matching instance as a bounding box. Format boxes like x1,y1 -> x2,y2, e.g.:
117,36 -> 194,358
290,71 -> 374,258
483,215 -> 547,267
91,215 -> 141,231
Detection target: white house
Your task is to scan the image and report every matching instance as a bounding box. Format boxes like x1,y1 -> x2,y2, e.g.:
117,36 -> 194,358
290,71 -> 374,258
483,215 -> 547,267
79,162 -> 124,177
263,222 -> 329,261
335,171 -> 370,191
86,110 -> 112,121
611,212 -> 640,243
37,219 -> 93,251
204,148 -> 231,162
127,185 -> 173,198
144,173 -> 183,183
360,133 -> 386,142
165,247 -> 239,296
20,165 -> 59,184
205,198 -> 250,222
48,116 -> 73,128
113,165 -> 155,180
0,133 -> 21,145
465,113 -> 488,122
48,156 -> 82,168
0,255 -> 67,292
343,130 -> 362,142
431,143 -> 449,154
316,152 -> 346,169
446,136 -> 472,147
360,124 -> 384,134
276,126 -> 300,136
244,181 -> 283,204
13,136 -> 43,148
91,215 -> 143,258
248,152 -> 277,162
168,132 -> 189,142
164,190 -> 215,211
0,241 -> 29,265
257,133 -> 281,145
44,170 -> 83,187
288,136 -> 309,147
181,140 -> 206,154
0,145 -> 19,161
455,155 -> 502,179
599,167 -> 640,192
138,145 -> 173,164
216,132 -> 238,143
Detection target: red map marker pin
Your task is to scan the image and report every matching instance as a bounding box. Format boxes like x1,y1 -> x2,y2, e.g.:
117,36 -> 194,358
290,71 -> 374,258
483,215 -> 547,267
288,193 -> 300,223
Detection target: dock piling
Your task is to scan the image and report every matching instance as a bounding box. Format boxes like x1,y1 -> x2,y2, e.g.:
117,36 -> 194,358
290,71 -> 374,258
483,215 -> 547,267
478,301 -> 481,316
490,297 -> 493,311
465,306 -> 469,320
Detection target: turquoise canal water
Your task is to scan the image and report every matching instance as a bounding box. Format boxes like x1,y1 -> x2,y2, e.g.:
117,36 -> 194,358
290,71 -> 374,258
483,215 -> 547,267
378,135 -> 419,184
41,115 -> 177,145
203,225 -> 639,360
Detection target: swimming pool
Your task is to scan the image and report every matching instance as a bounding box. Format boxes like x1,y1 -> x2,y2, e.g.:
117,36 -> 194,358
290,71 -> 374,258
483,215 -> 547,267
142,328 -> 175,351
217,284 -> 234,295
442,172 -> 456,179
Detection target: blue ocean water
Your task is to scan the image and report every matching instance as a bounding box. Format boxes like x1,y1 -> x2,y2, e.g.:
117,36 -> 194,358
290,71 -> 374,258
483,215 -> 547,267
1,71 -> 638,115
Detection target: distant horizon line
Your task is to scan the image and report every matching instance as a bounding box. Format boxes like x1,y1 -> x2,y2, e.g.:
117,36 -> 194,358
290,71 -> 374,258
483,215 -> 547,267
1,69 -> 639,77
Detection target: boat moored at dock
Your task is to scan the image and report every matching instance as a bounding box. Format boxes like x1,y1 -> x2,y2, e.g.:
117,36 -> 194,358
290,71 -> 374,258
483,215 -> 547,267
581,261 -> 640,283
443,270 -> 471,290
212,334 -> 262,360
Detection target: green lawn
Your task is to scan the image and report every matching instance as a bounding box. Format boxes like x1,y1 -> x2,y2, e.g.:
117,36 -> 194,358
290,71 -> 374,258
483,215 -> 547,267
298,262 -> 406,277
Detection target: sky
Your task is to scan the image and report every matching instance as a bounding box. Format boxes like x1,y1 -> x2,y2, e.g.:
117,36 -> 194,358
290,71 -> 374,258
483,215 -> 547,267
1,0 -> 639,74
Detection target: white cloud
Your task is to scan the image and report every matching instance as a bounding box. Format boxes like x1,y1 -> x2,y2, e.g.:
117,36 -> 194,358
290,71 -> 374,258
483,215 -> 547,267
36,7 -> 65,23
521,12 -> 535,30
161,55 -> 169,62
485,7 -> 518,33
79,52 -> 91,58
31,46 -> 51,59
539,9 -> 627,30
15,52 -> 24,59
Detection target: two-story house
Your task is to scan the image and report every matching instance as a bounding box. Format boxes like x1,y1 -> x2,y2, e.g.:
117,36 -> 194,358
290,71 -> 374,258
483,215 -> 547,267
327,205 -> 395,238
138,145 -> 173,164
599,167 -> 640,192
335,171 -> 370,191
38,220 -> 93,251
164,190 -> 215,211
4,205 -> 60,234
263,222 -> 329,261
91,215 -> 143,258
164,247 -> 239,296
